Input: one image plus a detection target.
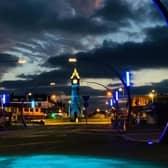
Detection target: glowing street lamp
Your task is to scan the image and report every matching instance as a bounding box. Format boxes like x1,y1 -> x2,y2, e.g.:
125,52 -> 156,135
149,92 -> 154,102
68,57 -> 77,63
28,92 -> 32,96
49,82 -> 56,87
17,57 -> 27,64
119,87 -> 124,97
149,90 -> 156,103
50,93 -> 57,102
106,90 -> 113,98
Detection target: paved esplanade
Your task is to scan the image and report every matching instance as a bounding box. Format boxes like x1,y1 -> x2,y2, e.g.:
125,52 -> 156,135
0,125 -> 167,166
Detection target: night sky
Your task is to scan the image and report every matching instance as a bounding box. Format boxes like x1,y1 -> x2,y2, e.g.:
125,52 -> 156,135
0,0 -> 168,109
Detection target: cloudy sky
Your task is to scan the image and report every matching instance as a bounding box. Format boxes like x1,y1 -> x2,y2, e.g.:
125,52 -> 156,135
0,0 -> 168,108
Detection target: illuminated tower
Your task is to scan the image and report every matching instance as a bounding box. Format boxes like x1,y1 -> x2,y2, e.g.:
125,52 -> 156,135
69,68 -> 81,121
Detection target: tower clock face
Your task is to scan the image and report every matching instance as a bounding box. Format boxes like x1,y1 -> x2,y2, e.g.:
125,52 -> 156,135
72,79 -> 78,84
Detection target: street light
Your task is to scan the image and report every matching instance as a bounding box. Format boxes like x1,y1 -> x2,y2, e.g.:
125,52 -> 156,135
49,82 -> 56,87
68,57 -> 77,63
50,93 -> 57,102
149,90 -> 156,103
106,90 -> 113,98
17,57 -> 27,64
149,93 -> 154,103
119,87 -> 124,97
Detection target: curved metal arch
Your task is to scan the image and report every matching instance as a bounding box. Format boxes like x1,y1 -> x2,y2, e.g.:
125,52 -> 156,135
152,0 -> 168,25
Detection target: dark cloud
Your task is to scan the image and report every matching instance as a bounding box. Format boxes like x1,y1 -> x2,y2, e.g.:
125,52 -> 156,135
94,0 -> 165,27
95,0 -> 132,21
69,0 -> 103,16
0,0 -> 47,29
0,53 -> 19,79
0,0 -> 109,35
44,30 -> 168,76
144,25 -> 168,41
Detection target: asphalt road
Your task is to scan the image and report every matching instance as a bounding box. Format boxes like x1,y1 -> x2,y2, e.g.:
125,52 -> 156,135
0,125 -> 167,166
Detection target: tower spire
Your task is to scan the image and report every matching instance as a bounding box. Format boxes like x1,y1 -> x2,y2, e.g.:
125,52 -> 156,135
70,67 -> 80,80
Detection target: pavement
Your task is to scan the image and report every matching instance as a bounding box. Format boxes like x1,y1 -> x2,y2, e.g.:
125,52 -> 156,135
0,124 -> 167,166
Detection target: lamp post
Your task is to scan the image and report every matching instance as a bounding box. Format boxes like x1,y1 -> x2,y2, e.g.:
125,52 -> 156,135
149,90 -> 156,103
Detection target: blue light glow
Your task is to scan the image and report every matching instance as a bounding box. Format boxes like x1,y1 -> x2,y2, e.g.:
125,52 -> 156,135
0,154 -> 163,168
147,140 -> 153,145
2,94 -> 6,104
126,71 -> 130,87
158,122 -> 168,143
110,99 -> 113,106
31,100 -> 35,108
0,93 -> 9,105
115,90 -> 119,101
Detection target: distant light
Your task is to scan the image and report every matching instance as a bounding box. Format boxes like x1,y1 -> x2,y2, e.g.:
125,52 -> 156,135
50,94 -> 57,102
2,94 -> 6,104
106,90 -> 112,97
147,140 -> 153,145
50,82 -> 56,86
0,94 -> 10,105
110,99 -> 113,106
105,100 -> 108,105
115,90 -> 119,101
31,100 -> 35,108
68,57 -> 77,63
51,113 -> 56,119
149,93 -> 154,98
28,92 -> 32,96
18,58 -> 26,64
152,89 -> 155,93
126,71 -> 130,87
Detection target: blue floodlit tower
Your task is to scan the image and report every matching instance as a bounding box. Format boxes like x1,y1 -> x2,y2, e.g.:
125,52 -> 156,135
69,68 -> 81,121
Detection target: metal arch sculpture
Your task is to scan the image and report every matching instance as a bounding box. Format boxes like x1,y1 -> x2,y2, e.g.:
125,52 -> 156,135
152,0 -> 168,25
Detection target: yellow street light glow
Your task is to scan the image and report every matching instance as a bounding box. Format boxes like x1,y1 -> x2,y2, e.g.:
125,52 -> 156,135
50,82 -> 56,86
149,93 -> 154,98
68,57 -> 77,63
152,89 -> 155,93
18,58 -> 26,64
106,90 -> 112,97
50,94 -> 57,101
